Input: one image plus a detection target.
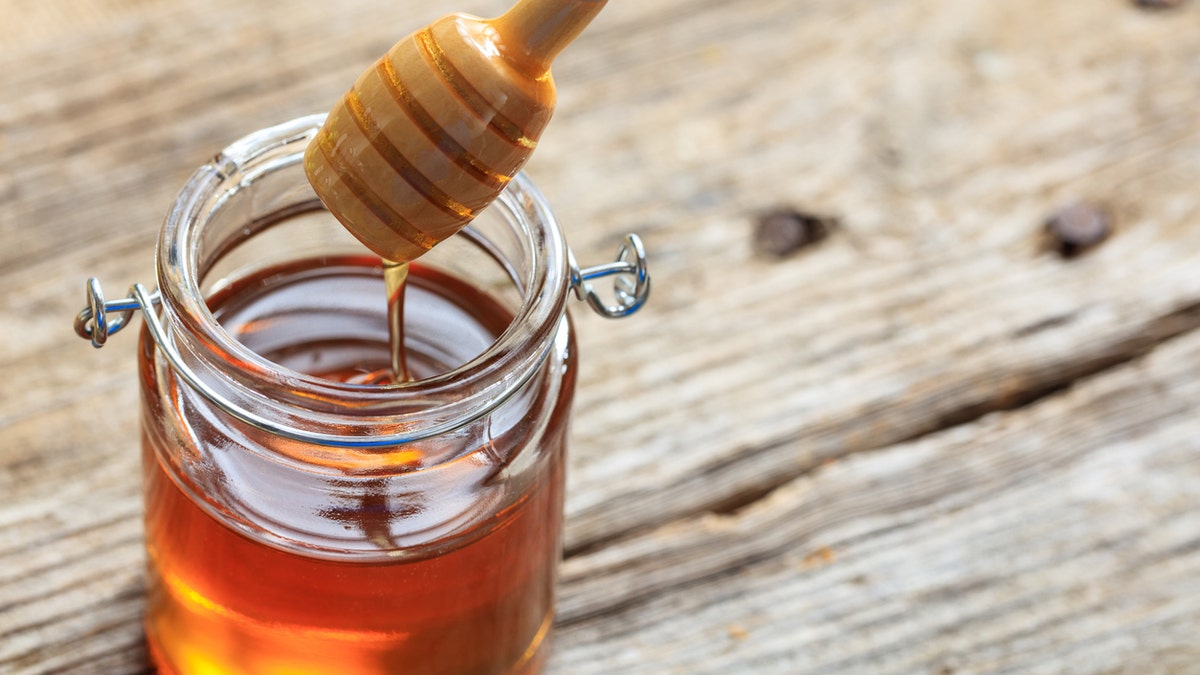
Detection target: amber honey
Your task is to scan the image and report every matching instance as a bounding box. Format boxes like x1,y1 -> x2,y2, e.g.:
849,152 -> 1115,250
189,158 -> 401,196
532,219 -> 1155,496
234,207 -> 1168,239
140,257 -> 572,674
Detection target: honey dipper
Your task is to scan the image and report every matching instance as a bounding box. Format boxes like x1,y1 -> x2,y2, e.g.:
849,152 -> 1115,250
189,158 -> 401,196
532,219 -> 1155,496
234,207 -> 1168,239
305,0 -> 606,263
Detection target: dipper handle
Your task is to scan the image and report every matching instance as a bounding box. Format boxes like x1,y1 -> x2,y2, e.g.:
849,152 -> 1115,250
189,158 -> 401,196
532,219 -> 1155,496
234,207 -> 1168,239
493,0 -> 606,74
305,0 -> 606,263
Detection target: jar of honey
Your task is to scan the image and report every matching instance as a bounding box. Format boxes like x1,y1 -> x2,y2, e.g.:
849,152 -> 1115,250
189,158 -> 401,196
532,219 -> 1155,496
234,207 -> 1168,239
76,115 -> 648,674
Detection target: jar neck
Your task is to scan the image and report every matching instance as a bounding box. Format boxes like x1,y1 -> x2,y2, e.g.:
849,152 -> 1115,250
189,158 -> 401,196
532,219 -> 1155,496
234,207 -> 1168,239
155,115 -> 570,447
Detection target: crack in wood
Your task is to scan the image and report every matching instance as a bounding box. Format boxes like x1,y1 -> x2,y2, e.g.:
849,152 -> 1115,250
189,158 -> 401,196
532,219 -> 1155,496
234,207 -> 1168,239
567,298 -> 1200,559
1012,309 -> 1080,338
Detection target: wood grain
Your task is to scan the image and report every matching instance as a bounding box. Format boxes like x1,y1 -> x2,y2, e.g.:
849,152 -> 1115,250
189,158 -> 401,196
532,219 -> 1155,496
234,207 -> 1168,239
552,327 -> 1200,672
1,0 -> 1198,672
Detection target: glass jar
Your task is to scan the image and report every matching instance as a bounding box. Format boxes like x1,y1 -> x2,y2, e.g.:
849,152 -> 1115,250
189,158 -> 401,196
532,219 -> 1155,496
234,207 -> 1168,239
74,115 -> 649,675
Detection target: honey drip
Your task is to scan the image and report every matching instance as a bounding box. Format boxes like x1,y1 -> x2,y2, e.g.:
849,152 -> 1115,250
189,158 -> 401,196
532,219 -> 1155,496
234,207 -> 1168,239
382,259 -> 411,383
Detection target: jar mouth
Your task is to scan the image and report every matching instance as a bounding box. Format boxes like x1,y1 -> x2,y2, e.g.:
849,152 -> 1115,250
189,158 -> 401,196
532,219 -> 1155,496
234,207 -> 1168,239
156,115 -> 570,446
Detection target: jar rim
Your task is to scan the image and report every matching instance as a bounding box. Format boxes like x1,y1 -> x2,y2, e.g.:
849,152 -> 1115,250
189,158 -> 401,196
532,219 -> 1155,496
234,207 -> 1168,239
154,115 -> 571,446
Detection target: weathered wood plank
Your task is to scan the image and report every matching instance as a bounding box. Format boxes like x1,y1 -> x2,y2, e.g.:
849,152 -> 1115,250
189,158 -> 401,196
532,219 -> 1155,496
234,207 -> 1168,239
552,328 -> 1200,673
549,0 -> 1200,551
1,0 -> 1198,672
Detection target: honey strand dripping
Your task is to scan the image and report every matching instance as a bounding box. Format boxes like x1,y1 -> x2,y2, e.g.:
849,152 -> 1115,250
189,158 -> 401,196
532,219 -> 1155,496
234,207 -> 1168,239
382,258 -> 411,383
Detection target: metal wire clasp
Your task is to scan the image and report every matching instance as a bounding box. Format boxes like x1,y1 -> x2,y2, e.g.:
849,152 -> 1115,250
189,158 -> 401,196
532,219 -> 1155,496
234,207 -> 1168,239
74,235 -> 650,349
568,233 -> 651,318
74,278 -> 161,349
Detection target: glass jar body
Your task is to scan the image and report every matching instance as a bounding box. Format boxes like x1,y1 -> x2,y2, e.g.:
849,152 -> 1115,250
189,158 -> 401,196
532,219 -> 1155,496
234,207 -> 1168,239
137,117 -> 575,675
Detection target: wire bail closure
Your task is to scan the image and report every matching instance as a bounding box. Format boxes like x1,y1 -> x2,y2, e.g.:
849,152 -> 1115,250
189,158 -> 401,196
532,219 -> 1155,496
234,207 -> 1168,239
72,234 -> 649,447
74,233 -> 650,349
569,233 -> 651,318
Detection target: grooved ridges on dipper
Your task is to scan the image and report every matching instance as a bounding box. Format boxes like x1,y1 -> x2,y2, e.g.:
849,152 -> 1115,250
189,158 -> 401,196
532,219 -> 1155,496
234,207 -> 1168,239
305,0 -> 606,262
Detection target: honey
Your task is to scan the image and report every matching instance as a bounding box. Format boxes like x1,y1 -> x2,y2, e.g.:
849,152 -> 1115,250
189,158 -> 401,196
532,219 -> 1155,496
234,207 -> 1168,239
382,259 -> 412,383
140,257 -> 573,674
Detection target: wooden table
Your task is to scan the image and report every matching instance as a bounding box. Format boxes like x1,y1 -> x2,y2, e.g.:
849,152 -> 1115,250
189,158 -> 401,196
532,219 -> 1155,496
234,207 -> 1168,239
3,0 -> 1199,672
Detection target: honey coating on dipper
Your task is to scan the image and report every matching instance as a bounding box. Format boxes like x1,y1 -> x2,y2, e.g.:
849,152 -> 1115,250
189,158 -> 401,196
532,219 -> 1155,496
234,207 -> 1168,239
306,0 -> 604,263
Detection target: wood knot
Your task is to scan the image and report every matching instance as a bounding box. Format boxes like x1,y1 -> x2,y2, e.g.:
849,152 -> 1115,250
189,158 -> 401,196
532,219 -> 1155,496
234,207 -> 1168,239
1044,201 -> 1112,258
753,208 -> 834,259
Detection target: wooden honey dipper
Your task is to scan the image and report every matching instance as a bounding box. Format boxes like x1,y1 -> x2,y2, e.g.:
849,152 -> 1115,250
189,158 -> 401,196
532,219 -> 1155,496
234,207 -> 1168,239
305,0 -> 606,263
